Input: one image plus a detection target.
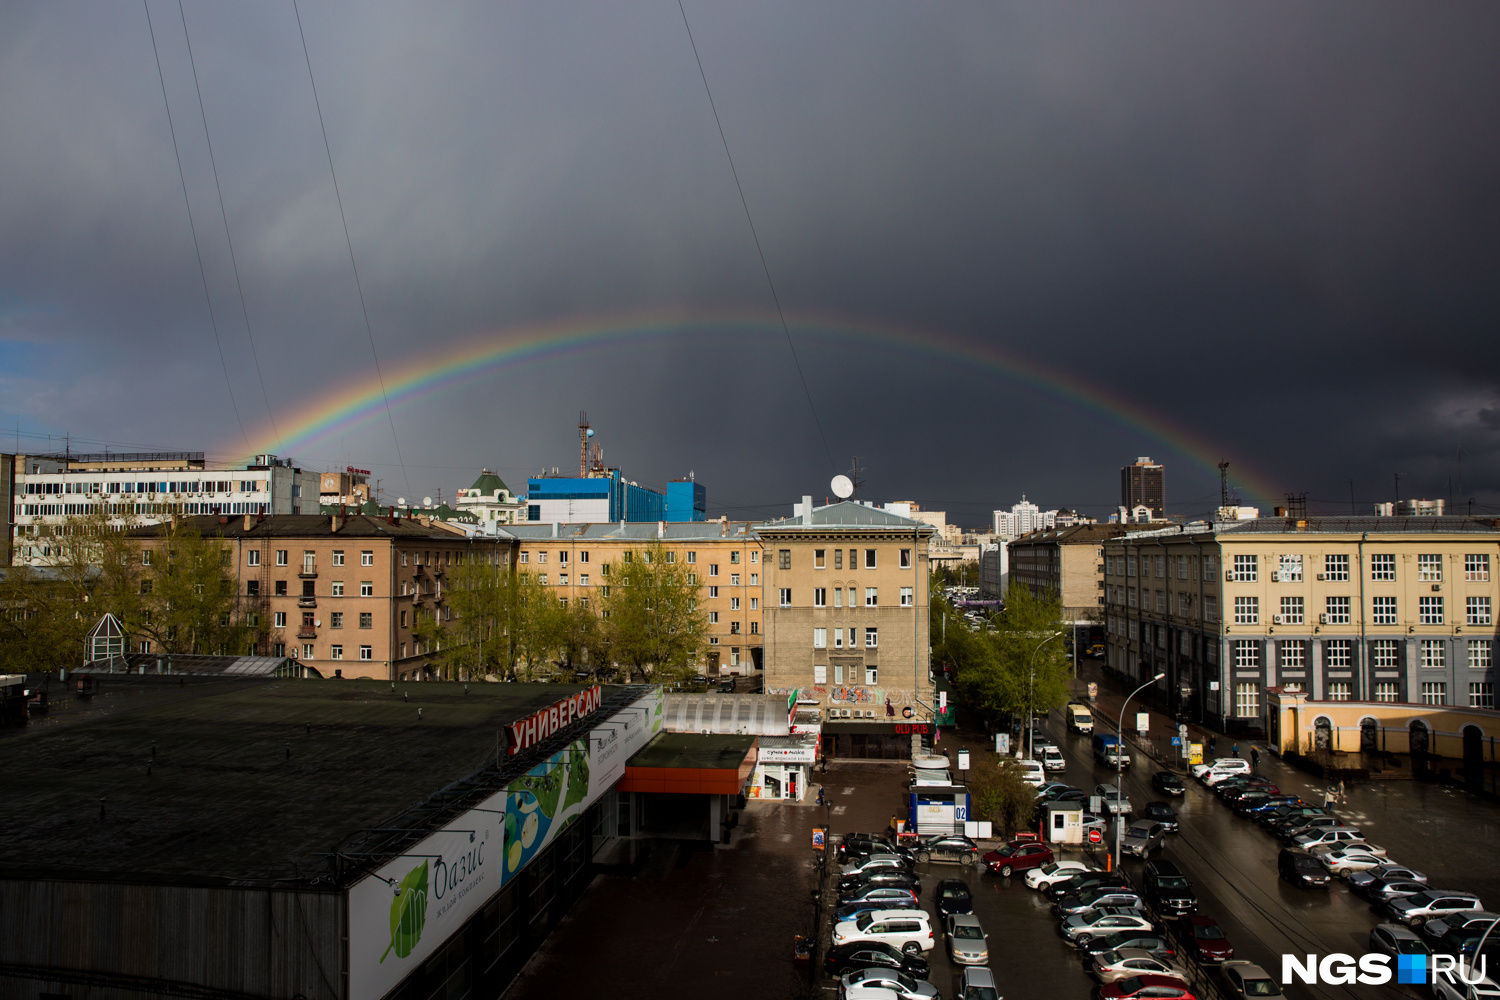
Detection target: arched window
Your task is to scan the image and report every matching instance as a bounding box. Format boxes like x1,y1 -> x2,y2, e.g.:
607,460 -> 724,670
1314,716 -> 1334,751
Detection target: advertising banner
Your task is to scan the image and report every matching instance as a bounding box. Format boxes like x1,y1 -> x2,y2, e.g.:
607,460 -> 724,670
759,744 -> 817,763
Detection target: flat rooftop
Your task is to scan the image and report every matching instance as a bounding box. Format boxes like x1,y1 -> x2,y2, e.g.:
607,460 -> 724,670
626,732 -> 757,770
0,677 -> 645,887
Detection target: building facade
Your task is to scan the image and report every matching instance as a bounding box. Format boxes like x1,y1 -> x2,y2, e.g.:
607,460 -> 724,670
1008,524 -> 1126,622
456,469 -> 527,526
1103,517 -> 1500,734
992,496 -> 1057,538
759,499 -> 935,759
1120,456 -> 1165,518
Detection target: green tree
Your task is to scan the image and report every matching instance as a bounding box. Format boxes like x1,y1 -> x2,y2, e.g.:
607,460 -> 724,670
133,519 -> 260,655
600,541 -> 707,683
557,595 -> 611,678
967,756 -> 1041,838
509,568 -> 566,681
411,554 -> 510,680
949,581 -> 1070,733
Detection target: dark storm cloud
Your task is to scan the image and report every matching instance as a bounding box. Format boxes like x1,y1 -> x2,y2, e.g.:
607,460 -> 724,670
3,1 -> 1499,519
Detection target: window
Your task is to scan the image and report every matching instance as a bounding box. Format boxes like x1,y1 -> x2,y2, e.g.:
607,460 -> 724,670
1374,682 -> 1399,703
779,588 -> 792,607
1234,596 -> 1259,625
814,588 -> 826,607
730,573 -> 740,586
1470,683 -> 1494,710
1232,554 -> 1257,582
581,574 -> 590,586
275,550 -> 287,567
1128,587 -> 1138,608
1280,640 -> 1305,669
536,551 -> 548,565
865,628 -> 878,648
1417,554 -> 1443,582
519,552 -> 529,564
1470,640 -> 1493,670
246,580 -> 260,597
815,549 -> 826,569
302,644 -> 314,660
1325,596 -> 1350,625
1420,640 -> 1445,669
1279,596 -> 1304,624
1370,553 -> 1396,581
1235,682 -> 1259,718
331,581 -> 344,597
709,586 -> 719,598
360,581 -> 373,598
1127,554 -> 1137,577
1278,554 -> 1303,582
1325,639 -> 1351,667
709,563 -> 719,578
834,588 -> 843,608
814,627 -> 826,648
1204,596 -> 1218,623
866,667 -> 878,685
360,645 -> 372,661
274,611 -> 287,628
247,550 -> 260,567
1372,596 -> 1398,625
1155,591 -> 1165,613
1233,640 -> 1260,669
899,548 -> 913,569
1155,555 -> 1164,579
561,551 -> 571,565
1327,682 -> 1351,702
1324,554 -> 1349,582
330,612 -> 343,629
749,573 -> 757,586
331,644 -> 343,660
1467,597 -> 1492,626
847,627 -> 858,648
558,573 -> 568,586
864,549 -> 876,570
730,597 -> 740,611
1373,639 -> 1399,668
1177,555 -> 1189,580
779,550 -> 791,570
708,611 -> 720,625
751,551 -> 758,564
900,586 -> 914,607
865,587 -> 878,607
1419,596 -> 1444,625
729,621 -> 740,634
1465,554 -> 1490,582
359,612 -> 373,629
332,550 -> 345,567
1421,682 -> 1447,706
814,664 -> 827,684
727,550 -> 739,566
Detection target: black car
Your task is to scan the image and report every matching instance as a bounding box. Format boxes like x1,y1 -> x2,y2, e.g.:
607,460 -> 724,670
915,835 -> 981,866
833,897 -> 920,924
837,870 -> 922,896
1142,801 -> 1179,833
1278,848 -> 1330,888
1151,771 -> 1186,797
837,833 -> 897,864
935,879 -> 974,922
1144,859 -> 1197,915
824,941 -> 930,979
1046,871 -> 1129,902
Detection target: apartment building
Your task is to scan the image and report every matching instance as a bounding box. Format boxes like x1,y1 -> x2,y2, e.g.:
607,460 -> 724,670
505,519 -> 763,673
759,499 -> 935,759
1008,524 -> 1128,622
127,512 -> 509,682
1103,516 -> 1500,734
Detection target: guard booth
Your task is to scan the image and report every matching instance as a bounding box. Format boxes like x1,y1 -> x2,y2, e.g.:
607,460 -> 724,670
1042,801 -> 1084,845
908,783 -> 970,837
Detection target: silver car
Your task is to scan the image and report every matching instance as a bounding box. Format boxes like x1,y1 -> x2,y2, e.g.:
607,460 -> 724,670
839,968 -> 940,1000
1121,821 -> 1165,858
946,913 -> 989,966
1095,783 -> 1133,817
1368,923 -> 1431,958
961,968 -> 1001,1000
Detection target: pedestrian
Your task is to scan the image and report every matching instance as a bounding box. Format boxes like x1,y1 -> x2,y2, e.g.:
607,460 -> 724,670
1251,747 -> 1260,770
1209,736 -> 1217,755
1232,742 -> 1239,757
821,753 -> 828,775
889,814 -> 898,837
1323,786 -> 1336,809
817,787 -> 825,806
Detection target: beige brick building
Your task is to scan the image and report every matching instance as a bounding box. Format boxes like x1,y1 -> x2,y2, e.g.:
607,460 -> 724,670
1008,524 -> 1127,623
1103,516 -> 1500,734
759,500 -> 935,759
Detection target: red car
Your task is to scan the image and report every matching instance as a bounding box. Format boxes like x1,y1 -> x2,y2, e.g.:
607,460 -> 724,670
981,840 -> 1054,877
1181,915 -> 1234,964
1098,974 -> 1200,1000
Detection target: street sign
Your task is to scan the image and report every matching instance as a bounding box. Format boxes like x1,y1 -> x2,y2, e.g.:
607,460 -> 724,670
1170,737 -> 1182,746
1088,829 -> 1103,844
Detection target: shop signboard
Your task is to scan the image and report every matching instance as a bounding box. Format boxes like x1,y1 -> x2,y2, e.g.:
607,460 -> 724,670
347,690 -> 661,1000
759,743 -> 818,763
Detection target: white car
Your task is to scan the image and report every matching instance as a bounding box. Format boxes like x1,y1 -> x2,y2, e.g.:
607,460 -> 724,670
1191,757 -> 1250,780
1014,758 -> 1046,787
1293,828 -> 1366,850
1319,847 -> 1389,876
1026,860 -> 1096,890
1095,783 -> 1133,816
1041,745 -> 1067,771
832,909 -> 935,955
838,969 -> 939,1000
1093,947 -> 1191,984
1059,906 -> 1155,944
1202,763 -> 1253,787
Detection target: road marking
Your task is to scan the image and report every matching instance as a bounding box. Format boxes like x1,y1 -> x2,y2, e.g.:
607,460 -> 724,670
841,787 -> 855,795
832,805 -> 848,814
780,833 -> 793,842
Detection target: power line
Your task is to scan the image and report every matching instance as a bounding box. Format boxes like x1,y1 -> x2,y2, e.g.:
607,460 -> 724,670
291,0 -> 411,497
675,0 -> 835,474
143,0 -> 250,453
176,0 -> 283,456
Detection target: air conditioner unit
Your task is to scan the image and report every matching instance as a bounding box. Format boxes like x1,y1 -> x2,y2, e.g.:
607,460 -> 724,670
1272,614 -> 1284,624
842,709 -> 853,718
1270,571 -> 1281,583
865,709 -> 876,718
1316,572 -> 1327,581
1431,584 -> 1442,592
1318,614 -> 1329,624
1225,571 -> 1235,581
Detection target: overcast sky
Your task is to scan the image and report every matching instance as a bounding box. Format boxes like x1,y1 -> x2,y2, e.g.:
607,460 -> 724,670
4,2 -> 1499,525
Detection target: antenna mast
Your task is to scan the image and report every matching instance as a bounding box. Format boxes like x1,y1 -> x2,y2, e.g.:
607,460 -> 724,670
578,411 -> 590,478
1218,461 -> 1231,508
847,457 -> 865,500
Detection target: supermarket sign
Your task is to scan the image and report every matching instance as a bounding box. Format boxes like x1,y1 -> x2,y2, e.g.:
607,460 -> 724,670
507,686 -> 602,755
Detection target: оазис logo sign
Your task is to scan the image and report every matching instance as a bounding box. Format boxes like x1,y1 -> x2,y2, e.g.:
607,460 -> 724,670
381,861 -> 429,963
1283,953 -> 1488,987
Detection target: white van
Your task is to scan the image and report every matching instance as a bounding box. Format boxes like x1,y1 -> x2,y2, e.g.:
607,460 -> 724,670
1014,758 -> 1046,786
1066,703 -> 1094,734
1040,745 -> 1067,771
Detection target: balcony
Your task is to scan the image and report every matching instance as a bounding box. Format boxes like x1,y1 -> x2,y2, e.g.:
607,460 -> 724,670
298,596 -> 317,608
297,627 -> 317,639
298,569 -> 318,579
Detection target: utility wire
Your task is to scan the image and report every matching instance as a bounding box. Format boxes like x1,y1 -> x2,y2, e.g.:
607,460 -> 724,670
177,0 -> 283,457
676,0 -> 835,474
291,0 -> 411,496
143,0 -> 250,453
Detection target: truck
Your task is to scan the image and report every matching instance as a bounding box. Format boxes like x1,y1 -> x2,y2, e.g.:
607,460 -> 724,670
1066,702 -> 1094,734
1092,733 -> 1131,770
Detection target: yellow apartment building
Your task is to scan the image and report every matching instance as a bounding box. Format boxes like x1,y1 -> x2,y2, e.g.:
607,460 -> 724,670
1008,524 -> 1128,623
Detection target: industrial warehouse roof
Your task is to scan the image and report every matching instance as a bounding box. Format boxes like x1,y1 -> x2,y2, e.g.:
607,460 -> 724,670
661,694 -> 790,735
0,677 -> 650,887
500,520 -> 760,541
760,501 -> 934,532
80,653 -> 301,677
1120,516 -> 1500,540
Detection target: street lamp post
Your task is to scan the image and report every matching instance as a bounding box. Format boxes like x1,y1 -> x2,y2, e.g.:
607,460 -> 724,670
1027,631 -> 1065,762
1114,672 -> 1166,868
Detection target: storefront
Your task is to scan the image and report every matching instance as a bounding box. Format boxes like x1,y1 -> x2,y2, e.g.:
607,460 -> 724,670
749,735 -> 820,799
824,720 -> 932,760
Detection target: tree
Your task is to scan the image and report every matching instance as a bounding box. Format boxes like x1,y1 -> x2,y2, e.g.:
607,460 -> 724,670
948,581 -> 1070,733
967,757 -> 1040,837
508,567 -> 566,681
599,541 -> 707,683
411,554 -> 510,680
130,519 -> 262,656
556,595 -> 611,678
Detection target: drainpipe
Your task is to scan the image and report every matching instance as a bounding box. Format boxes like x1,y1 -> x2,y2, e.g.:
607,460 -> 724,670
1358,532 -> 1369,701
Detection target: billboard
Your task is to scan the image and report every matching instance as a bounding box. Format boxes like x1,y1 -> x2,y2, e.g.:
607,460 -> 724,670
347,689 -> 662,1000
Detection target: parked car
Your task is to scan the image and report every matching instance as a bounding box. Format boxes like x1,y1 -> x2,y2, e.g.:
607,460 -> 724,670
1057,887 -> 1147,918
1095,783 -> 1134,816
934,879 -> 973,922
982,840 -> 1054,877
1276,816 -> 1345,841
1431,968 -> 1500,1000
831,908 -> 936,954
1220,961 -> 1284,1000
1239,795 -> 1301,818
1094,947 -> 1190,984
1026,860 -> 1097,890
839,871 -> 922,896
835,897 -> 921,924
837,968 -> 940,1000
839,884 -> 921,907
1143,859 -> 1197,915
1151,771 -> 1186,797
1368,923 -> 1433,959
1386,891 -> 1485,929
1259,805 -> 1328,830
1357,879 -> 1433,904
961,968 -> 1001,1000
1319,847 -> 1389,876
1122,821 -> 1166,858
839,833 -> 898,864
914,835 -> 980,866
1424,913 -> 1500,942
1059,906 -> 1157,944
1308,839 -> 1386,860
1047,871 -> 1130,902
843,854 -> 914,878
824,941 -> 931,979
1098,976 -> 1198,1000
1141,802 -> 1179,833
1278,849 -> 1331,888
1081,931 -> 1176,959
1194,759 -> 1251,784
1348,864 -> 1428,891
1180,914 -> 1234,963
945,913 -> 989,965
1014,758 -> 1047,786
1081,813 -> 1110,834
1052,789 -> 1090,806
1036,781 -> 1075,800
1292,828 -> 1366,851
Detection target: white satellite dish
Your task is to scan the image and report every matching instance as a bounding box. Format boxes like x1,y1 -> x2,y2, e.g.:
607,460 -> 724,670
831,474 -> 854,499
423,496 -> 433,508
398,497 -> 406,506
